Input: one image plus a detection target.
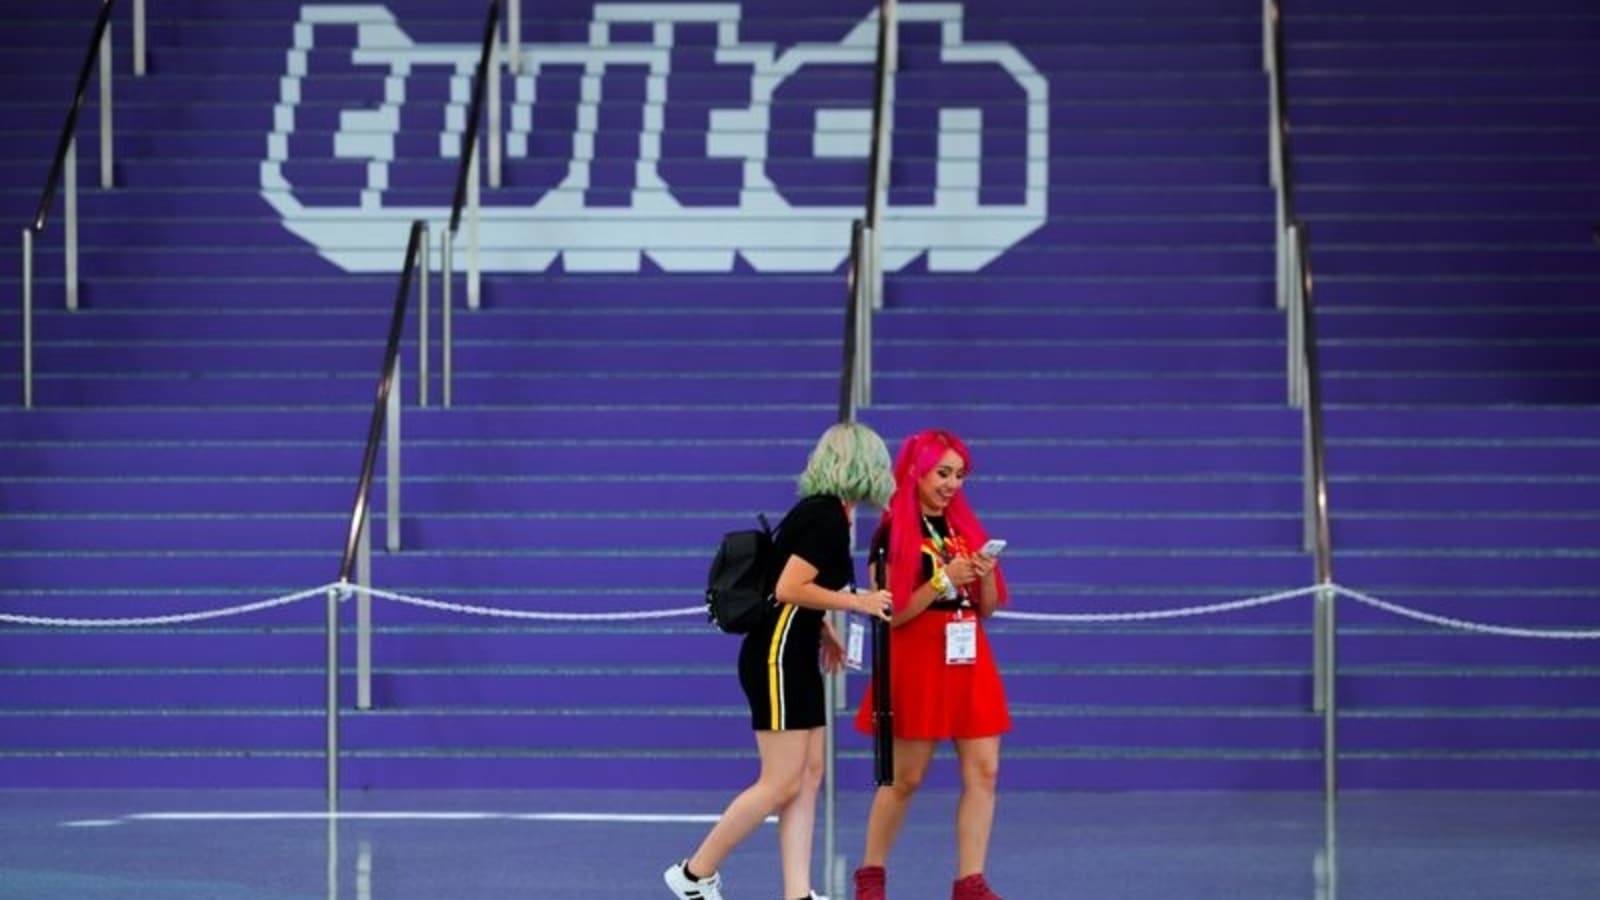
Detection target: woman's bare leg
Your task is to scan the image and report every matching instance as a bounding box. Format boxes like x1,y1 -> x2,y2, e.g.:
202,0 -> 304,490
952,736 -> 1001,878
686,729 -> 812,878
776,727 -> 826,897
860,738 -> 937,867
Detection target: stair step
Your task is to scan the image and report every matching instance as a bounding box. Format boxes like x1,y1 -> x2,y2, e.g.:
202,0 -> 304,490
0,473 -> 1305,515
0,437 -> 1303,478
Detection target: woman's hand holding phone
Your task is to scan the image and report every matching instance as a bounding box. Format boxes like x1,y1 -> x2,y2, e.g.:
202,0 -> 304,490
972,538 -> 1006,580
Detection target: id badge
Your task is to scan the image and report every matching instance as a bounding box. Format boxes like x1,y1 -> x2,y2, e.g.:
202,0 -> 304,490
846,617 -> 866,671
945,619 -> 977,665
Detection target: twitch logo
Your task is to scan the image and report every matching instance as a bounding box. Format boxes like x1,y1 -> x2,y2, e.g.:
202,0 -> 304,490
262,3 -> 1047,273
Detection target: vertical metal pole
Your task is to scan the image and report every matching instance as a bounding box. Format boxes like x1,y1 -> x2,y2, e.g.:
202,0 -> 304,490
823,609 -> 839,900
419,224 -> 430,407
22,230 -> 34,409
868,218 -> 885,316
869,0 -> 895,314
855,228 -> 872,412
1267,45 -> 1280,189
358,507 -> 371,593
1303,409 -> 1316,553
488,29 -> 502,189
1320,584 -> 1337,798
357,508 -> 371,710
1311,484 -> 1326,714
357,840 -> 374,900
863,235 -> 873,408
65,140 -> 79,312
326,586 -> 341,814
101,24 -> 114,189
1295,247 -> 1308,407
386,361 -> 401,554
134,0 -> 147,76
1262,0 -> 1270,71
1287,227 -> 1302,405
468,148 -> 481,310
442,230 -> 455,407
1275,194 -> 1287,311
508,0 -> 522,75
327,817 -> 341,900
1318,780 -> 1339,899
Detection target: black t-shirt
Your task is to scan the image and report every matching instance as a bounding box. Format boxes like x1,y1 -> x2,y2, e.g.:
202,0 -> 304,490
869,514 -> 951,586
776,495 -> 856,593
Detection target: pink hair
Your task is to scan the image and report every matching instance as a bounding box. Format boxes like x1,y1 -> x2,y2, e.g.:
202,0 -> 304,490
875,429 -> 1008,612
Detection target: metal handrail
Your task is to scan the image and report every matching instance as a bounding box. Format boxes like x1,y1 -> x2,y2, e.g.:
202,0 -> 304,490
849,0 -> 897,414
822,8 -> 895,873
449,1 -> 501,234
1267,0 -> 1337,799
863,0 -> 896,307
838,220 -> 867,423
436,0 -> 503,408
337,219 -> 428,724
19,0 -> 119,407
31,1 -> 117,234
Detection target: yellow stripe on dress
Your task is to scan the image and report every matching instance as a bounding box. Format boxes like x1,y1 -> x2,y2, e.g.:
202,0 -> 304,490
766,605 -> 796,730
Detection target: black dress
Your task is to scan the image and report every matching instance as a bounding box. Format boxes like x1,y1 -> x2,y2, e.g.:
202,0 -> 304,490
736,495 -> 855,731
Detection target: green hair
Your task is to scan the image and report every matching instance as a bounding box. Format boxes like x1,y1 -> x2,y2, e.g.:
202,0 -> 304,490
797,422 -> 895,508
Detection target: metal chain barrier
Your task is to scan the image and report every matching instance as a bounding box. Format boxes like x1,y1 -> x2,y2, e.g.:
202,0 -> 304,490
0,584 -> 337,627
994,585 -> 1323,623
3,581 -> 1597,639
1330,585 -> 1600,640
350,584 -> 705,622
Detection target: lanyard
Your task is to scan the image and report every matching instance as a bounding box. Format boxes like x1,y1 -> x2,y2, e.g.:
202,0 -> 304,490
922,514 -> 950,559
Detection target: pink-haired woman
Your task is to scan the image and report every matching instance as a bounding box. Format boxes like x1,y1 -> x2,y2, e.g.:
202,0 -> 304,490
853,429 -> 1010,900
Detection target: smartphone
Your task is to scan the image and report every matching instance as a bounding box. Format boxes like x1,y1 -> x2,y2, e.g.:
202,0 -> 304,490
978,538 -> 1007,558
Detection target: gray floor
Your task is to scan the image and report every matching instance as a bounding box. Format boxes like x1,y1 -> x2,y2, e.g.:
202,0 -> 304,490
1,788 -> 1596,899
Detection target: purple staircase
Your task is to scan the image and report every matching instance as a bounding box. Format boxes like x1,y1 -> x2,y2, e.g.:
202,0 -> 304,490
1291,0 -> 1600,787
1,0 -> 1595,791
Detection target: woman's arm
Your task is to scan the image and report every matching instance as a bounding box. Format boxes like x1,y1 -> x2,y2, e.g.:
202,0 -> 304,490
880,558 -> 961,628
970,553 -> 1001,618
774,555 -> 892,619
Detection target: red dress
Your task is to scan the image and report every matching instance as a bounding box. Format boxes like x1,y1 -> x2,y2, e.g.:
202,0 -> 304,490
853,516 -> 1010,740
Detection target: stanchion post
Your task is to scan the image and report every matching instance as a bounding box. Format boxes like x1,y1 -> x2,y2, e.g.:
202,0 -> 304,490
442,229 -> 455,407
385,361 -> 401,554
419,223 -> 430,407
133,0 -> 147,76
22,229 -> 33,408
508,0 -> 521,74
357,509 -> 372,711
487,28 -> 502,189
467,148 -> 481,310
872,615 -> 892,784
99,24 -> 113,189
1317,770 -> 1339,899
65,140 -> 78,311
870,543 -> 893,785
1320,584 -> 1338,799
823,609 -> 841,899
325,585 -> 341,814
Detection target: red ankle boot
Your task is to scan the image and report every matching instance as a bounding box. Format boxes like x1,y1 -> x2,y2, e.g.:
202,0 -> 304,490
853,864 -> 886,900
952,872 -> 1002,900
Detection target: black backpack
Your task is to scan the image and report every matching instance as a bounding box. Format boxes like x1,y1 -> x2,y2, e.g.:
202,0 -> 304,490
705,513 -> 780,634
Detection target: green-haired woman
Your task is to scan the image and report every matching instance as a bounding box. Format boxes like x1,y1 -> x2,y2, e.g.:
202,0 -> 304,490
667,421 -> 897,900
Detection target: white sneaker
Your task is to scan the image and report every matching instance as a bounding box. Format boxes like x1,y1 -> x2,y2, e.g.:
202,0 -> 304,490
664,860 -> 726,900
